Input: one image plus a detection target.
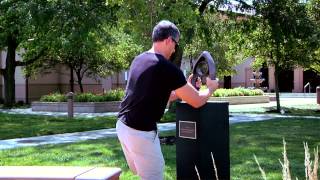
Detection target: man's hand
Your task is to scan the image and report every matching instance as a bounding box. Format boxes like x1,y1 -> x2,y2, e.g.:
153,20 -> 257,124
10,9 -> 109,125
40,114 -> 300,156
168,91 -> 179,102
187,74 -> 202,90
205,77 -> 219,95
175,76 -> 219,108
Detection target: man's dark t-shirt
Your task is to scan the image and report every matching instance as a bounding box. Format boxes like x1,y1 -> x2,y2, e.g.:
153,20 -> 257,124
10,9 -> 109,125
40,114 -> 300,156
118,52 -> 187,131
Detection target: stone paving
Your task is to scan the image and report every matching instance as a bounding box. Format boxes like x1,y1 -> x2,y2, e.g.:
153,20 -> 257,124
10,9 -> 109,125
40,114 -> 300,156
0,95 -> 319,150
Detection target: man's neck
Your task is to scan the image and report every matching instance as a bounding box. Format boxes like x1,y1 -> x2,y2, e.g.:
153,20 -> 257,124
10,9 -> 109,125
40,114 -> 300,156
148,43 -> 169,59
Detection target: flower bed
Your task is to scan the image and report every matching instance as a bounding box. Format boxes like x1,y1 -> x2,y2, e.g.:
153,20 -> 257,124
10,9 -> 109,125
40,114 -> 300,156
32,88 -> 269,112
32,89 -> 124,113
209,95 -> 269,105
210,87 -> 269,104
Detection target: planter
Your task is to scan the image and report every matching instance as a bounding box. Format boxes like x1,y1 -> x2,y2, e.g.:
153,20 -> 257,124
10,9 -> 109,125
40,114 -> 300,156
31,101 -> 121,113
209,95 -> 270,105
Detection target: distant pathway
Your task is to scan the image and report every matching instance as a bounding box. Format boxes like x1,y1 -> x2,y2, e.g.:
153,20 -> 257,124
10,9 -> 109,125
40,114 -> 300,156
0,113 -> 319,150
0,96 -> 318,150
0,108 -> 118,118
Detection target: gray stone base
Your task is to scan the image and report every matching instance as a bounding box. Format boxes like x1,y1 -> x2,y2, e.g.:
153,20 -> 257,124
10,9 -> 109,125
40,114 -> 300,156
32,101 -> 121,113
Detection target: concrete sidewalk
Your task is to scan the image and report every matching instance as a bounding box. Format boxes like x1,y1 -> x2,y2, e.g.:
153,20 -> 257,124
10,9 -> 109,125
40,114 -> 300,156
1,113 -> 319,150
0,122 -> 176,150
0,95 -> 319,150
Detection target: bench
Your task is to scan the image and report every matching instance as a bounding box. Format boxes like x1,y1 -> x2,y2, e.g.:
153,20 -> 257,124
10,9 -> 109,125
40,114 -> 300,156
0,166 -> 121,180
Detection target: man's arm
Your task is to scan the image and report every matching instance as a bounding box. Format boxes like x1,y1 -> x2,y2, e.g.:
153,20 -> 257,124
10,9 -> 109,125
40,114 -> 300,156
168,91 -> 179,103
175,77 -> 218,108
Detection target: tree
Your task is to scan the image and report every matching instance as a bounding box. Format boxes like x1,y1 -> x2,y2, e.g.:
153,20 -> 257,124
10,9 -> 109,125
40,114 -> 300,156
0,0 -> 52,107
243,0 -> 318,112
117,0 -> 246,75
184,7 -> 251,79
307,0 -> 320,72
24,0 -> 142,93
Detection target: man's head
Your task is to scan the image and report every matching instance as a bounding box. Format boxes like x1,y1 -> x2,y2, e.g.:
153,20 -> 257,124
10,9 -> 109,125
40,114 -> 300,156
152,20 -> 180,59
152,20 -> 180,43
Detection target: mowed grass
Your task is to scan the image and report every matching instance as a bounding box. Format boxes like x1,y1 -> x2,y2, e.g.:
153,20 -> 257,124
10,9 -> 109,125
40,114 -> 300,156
231,118 -> 320,179
1,105 -> 318,140
0,112 -> 177,140
0,117 -> 319,179
0,113 -> 117,140
0,134 -> 176,180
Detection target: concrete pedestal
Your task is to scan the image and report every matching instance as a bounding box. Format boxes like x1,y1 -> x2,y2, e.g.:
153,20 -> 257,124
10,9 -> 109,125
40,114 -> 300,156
176,101 -> 230,180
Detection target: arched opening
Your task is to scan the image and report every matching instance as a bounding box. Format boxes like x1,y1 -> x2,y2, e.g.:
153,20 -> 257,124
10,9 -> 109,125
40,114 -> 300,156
278,70 -> 294,92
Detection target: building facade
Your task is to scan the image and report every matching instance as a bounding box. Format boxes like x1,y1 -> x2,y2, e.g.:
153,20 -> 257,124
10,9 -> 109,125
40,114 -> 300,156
0,51 -> 318,103
0,50 -> 127,103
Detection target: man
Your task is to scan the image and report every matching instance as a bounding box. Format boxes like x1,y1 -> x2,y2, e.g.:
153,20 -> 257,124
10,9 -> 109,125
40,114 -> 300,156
116,20 -> 219,180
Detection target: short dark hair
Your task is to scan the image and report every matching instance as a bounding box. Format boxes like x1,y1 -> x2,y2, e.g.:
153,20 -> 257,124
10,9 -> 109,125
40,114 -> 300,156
152,20 -> 180,43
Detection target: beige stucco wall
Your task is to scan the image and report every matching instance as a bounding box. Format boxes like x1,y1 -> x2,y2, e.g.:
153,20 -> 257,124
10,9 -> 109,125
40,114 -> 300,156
27,64 -> 106,101
231,57 -> 254,88
1,47 -> 308,103
293,67 -> 303,93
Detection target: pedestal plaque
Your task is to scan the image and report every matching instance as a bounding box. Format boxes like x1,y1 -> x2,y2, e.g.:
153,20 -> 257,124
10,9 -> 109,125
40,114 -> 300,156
179,121 -> 197,139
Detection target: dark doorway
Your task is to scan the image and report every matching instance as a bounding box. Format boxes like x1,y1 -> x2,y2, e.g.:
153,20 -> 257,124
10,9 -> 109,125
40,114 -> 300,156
223,76 -> 231,89
303,70 -> 320,93
278,70 -> 294,92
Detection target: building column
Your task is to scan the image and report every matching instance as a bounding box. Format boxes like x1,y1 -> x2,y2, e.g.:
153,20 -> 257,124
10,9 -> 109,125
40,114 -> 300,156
268,66 -> 275,92
245,67 -> 253,87
293,67 -> 303,93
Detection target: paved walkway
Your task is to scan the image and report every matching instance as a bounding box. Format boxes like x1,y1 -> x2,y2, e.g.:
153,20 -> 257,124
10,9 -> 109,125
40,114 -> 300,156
0,95 -> 319,150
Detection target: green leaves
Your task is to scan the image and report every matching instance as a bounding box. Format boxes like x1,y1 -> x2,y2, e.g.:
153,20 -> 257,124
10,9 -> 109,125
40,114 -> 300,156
39,89 -> 125,102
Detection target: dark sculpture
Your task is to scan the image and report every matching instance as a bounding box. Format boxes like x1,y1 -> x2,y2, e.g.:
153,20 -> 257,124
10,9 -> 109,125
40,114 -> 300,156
191,51 -> 217,89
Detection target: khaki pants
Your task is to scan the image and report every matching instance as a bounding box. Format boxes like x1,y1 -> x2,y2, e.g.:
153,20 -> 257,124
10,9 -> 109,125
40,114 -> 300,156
116,120 -> 165,180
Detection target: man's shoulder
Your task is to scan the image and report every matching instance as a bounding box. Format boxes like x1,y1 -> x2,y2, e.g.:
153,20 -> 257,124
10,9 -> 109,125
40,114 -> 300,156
135,51 -> 158,59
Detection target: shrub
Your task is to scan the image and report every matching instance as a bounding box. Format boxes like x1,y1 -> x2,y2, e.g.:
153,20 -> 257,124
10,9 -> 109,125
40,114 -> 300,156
40,92 -> 67,102
102,89 -> 125,101
39,89 -> 125,102
74,93 -> 97,102
212,87 -> 264,97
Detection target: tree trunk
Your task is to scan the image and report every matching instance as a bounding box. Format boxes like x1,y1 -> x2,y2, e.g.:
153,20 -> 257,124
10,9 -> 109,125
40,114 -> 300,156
3,35 -> 18,108
75,70 -> 84,93
198,1 -> 213,47
274,65 -> 281,112
69,66 -> 74,92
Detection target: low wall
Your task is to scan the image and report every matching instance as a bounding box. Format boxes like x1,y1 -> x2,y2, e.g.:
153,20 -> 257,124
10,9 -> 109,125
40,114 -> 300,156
209,95 -> 270,105
32,101 -> 121,113
0,166 -> 121,180
32,96 -> 269,113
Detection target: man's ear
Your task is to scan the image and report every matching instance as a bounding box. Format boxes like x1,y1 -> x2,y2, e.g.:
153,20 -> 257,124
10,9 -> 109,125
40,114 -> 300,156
165,37 -> 171,45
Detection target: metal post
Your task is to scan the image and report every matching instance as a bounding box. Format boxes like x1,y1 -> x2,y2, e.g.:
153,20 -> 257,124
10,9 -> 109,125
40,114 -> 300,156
317,86 -> 320,104
25,77 -> 29,104
67,92 -> 74,118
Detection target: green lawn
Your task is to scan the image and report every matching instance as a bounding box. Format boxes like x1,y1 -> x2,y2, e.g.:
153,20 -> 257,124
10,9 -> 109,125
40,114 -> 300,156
0,117 -> 319,179
1,105 -> 319,140
0,113 -> 117,140
0,112 -> 177,140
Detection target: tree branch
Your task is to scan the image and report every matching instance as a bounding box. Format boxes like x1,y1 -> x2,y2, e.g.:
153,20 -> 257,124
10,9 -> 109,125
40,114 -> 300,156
199,0 -> 212,16
15,48 -> 47,67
